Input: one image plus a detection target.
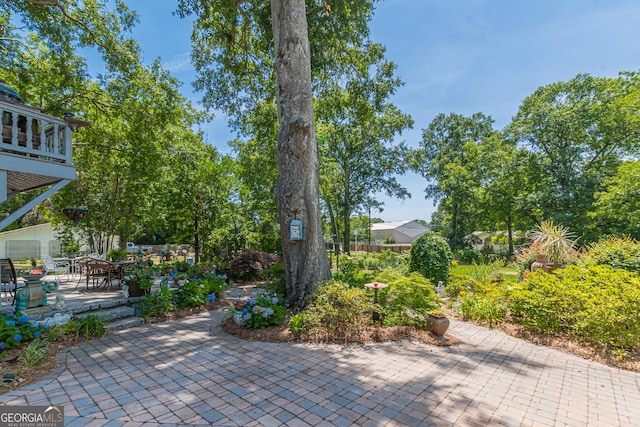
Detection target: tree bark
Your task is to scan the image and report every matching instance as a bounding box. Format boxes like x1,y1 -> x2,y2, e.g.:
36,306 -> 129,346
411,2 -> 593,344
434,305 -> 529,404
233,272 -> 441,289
506,214 -> 514,256
271,0 -> 331,309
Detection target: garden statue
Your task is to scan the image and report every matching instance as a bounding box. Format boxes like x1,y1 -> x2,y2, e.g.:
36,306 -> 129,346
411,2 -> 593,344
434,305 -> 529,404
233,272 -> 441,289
38,312 -> 72,328
436,281 -> 445,297
15,279 -> 60,310
121,284 -> 129,299
53,294 -> 66,310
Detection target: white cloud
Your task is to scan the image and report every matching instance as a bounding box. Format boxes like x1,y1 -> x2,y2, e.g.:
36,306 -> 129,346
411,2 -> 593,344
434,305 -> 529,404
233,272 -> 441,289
162,52 -> 193,73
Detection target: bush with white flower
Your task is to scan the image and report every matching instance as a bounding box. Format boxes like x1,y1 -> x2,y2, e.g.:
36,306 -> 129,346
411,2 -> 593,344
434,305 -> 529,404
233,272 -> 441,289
233,296 -> 286,329
174,277 -> 207,309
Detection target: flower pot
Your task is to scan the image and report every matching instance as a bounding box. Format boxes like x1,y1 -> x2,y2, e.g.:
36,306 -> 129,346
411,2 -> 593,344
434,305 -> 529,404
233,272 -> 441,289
427,315 -> 450,337
531,257 -> 561,273
126,280 -> 148,297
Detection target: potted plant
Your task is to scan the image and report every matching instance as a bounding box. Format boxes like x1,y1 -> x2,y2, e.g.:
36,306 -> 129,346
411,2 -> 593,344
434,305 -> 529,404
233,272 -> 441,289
526,220 -> 578,272
58,227 -> 80,258
427,309 -> 450,337
159,249 -> 172,262
107,248 -> 128,262
63,240 -> 80,258
124,260 -> 154,297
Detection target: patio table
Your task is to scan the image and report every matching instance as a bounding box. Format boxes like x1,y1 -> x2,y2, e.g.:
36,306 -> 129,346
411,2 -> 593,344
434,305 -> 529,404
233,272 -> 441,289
54,256 -> 84,277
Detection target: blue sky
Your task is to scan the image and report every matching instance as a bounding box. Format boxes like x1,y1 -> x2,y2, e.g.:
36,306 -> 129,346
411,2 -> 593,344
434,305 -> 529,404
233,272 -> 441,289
124,0 -> 640,223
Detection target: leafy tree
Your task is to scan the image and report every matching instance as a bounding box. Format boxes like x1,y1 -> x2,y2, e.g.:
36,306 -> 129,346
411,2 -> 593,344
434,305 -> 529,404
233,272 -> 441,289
506,73 -> 640,241
55,62 -> 203,252
590,161 -> 640,239
177,0 -> 382,307
228,101 -> 281,254
413,113 -> 495,249
1,1 -> 235,260
1,0 -> 142,95
163,141 -> 234,263
317,45 -> 413,254
475,134 -> 537,255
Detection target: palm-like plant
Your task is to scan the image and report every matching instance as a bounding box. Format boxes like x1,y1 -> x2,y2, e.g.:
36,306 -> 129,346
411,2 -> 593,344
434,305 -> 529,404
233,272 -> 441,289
527,220 -> 579,265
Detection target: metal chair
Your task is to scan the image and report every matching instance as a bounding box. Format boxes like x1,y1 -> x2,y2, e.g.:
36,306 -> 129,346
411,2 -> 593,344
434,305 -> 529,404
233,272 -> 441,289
1,258 -> 23,305
41,255 -> 69,280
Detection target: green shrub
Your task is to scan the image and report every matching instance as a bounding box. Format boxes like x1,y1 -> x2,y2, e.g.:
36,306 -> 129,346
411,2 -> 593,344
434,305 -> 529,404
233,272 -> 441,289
142,284 -> 175,319
360,250 -> 408,271
455,249 -> 480,264
333,255 -> 362,286
288,312 -> 309,333
67,315 -> 107,340
583,236 -> 640,274
374,271 -> 440,328
201,273 -> 227,295
509,264 -> 640,349
508,270 -> 583,333
409,233 -> 453,284
445,274 -> 478,299
291,280 -> 376,342
174,278 -> 207,309
0,312 -> 43,350
19,339 -> 47,367
458,294 -> 506,327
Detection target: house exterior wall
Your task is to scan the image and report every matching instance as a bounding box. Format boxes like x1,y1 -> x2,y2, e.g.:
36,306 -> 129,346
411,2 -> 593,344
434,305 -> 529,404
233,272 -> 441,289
0,223 -> 92,260
0,223 -> 58,259
371,229 -> 394,243
392,230 -> 414,244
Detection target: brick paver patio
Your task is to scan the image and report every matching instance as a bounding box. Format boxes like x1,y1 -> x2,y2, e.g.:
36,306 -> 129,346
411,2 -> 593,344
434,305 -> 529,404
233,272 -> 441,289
1,292 -> 639,426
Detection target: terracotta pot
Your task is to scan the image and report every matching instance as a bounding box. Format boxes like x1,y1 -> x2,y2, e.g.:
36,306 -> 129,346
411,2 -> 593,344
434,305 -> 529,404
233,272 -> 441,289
427,315 -> 450,337
531,257 -> 561,273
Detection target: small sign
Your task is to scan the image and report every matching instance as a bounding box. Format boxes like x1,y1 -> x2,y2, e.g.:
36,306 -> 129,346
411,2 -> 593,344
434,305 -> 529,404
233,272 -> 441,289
0,405 -> 64,427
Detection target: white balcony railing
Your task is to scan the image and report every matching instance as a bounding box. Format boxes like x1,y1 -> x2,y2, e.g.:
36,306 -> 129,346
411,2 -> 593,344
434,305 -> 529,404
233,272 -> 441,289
1,100 -> 73,165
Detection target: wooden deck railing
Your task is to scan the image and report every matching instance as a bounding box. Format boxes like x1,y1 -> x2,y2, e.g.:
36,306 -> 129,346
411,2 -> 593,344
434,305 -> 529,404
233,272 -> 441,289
1,99 -> 73,165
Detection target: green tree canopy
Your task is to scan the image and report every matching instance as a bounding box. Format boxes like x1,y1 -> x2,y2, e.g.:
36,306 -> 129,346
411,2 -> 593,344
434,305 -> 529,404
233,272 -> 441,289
413,112 -> 496,249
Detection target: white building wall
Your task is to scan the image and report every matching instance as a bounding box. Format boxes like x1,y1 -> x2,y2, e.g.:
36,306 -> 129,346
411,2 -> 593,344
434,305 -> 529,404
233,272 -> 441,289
0,223 -> 58,259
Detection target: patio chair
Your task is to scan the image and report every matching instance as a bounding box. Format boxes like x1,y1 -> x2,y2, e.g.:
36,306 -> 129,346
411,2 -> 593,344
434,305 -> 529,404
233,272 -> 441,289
1,258 -> 24,305
41,255 -> 69,280
85,258 -> 120,289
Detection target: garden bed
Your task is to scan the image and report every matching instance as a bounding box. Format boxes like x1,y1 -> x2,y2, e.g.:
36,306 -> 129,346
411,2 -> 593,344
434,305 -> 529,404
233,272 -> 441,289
220,316 -> 460,346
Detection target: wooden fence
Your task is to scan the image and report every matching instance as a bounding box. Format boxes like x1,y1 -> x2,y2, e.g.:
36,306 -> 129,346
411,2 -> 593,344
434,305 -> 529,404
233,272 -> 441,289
325,242 -> 411,254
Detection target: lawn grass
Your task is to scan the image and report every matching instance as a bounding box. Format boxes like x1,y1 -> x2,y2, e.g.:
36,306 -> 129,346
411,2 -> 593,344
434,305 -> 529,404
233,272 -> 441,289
451,263 -> 519,282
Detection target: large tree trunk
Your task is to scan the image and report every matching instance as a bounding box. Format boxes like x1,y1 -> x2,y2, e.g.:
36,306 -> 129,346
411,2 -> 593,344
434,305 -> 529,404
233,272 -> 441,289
271,0 -> 332,309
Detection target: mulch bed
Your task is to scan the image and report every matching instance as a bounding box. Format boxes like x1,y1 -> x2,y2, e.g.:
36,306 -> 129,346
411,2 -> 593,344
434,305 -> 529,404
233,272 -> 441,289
220,314 -> 461,347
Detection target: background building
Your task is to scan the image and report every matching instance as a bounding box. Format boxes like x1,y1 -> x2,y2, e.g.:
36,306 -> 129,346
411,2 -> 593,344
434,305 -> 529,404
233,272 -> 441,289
370,220 -> 429,244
